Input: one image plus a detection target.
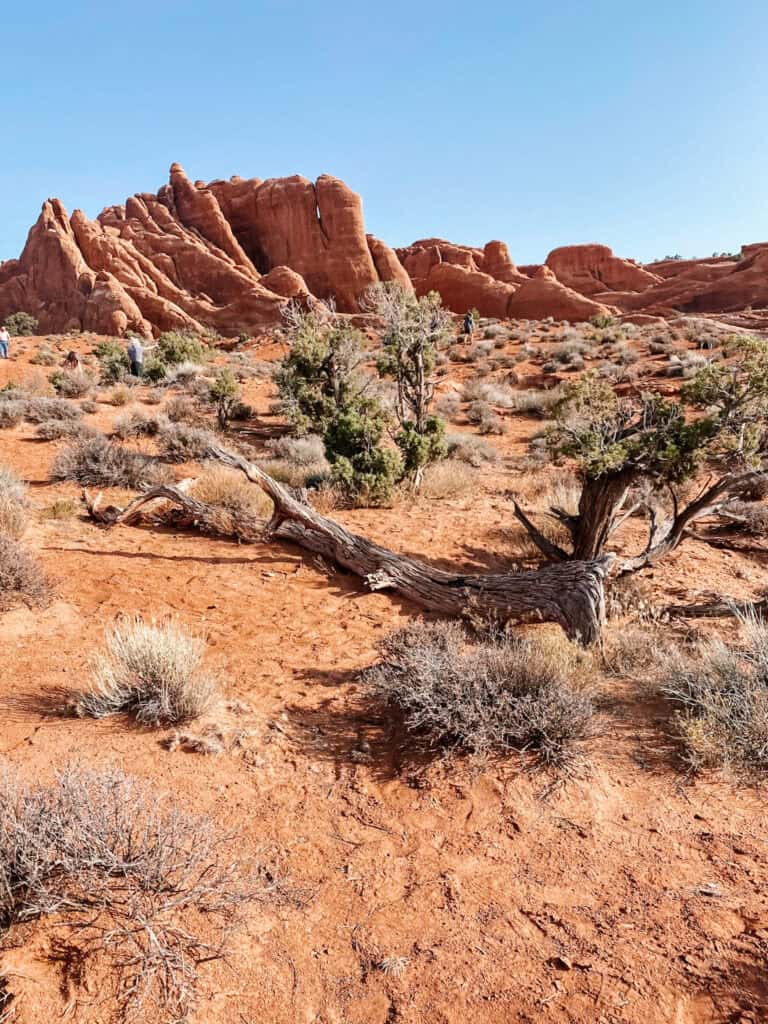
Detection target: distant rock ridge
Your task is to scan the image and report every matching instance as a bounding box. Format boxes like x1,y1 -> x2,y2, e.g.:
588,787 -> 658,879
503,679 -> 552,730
1,164 -> 766,336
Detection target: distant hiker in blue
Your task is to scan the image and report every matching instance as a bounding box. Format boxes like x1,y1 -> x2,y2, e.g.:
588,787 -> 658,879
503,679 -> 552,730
0,327 -> 10,359
463,311 -> 475,337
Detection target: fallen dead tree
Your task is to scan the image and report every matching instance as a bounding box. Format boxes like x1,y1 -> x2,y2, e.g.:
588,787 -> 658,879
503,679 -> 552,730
83,444 -> 614,643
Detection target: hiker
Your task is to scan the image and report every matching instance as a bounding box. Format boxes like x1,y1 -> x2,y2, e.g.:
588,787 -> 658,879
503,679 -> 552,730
126,335 -> 156,377
0,326 -> 9,359
62,350 -> 81,371
463,311 -> 475,338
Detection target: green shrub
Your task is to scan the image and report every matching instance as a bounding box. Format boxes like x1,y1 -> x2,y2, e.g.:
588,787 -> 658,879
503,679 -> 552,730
325,404 -> 402,505
3,312 -> 38,336
49,369 -> 94,398
94,340 -> 130,383
156,330 -> 210,367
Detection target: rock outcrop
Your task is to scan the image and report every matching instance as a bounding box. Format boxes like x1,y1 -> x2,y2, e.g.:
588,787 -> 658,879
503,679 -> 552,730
1,164 -> 767,335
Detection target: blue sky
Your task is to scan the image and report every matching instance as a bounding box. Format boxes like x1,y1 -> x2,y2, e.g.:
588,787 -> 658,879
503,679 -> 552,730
2,0 -> 767,264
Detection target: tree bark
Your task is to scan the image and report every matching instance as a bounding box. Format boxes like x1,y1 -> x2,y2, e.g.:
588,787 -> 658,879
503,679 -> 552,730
82,445 -> 615,644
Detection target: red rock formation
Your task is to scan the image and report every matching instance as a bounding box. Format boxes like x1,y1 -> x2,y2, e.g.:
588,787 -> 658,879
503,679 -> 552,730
417,262 -> 516,318
480,241 -> 527,284
2,165 -> 767,335
546,244 -> 661,296
507,266 -> 617,322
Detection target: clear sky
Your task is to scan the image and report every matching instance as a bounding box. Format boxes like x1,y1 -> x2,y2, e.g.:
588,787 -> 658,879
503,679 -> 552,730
2,0 -> 767,265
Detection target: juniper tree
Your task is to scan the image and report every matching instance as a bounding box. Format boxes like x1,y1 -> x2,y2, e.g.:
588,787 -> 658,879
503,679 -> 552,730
364,283 -> 452,478
514,338 -> 768,569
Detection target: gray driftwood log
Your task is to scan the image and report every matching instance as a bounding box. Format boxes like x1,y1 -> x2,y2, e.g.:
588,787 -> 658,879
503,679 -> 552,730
83,444 -> 614,643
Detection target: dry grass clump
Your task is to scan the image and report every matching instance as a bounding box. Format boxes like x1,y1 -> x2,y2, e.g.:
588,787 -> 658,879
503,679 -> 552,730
363,621 -> 595,763
191,465 -> 272,520
108,384 -> 132,406
446,433 -> 497,466
51,435 -> 166,488
418,460 -> 478,499
158,422 -> 217,462
0,467 -> 29,540
0,534 -> 50,610
73,618 -> 218,725
0,395 -> 82,425
0,766 -> 274,1021
662,612 -> 768,773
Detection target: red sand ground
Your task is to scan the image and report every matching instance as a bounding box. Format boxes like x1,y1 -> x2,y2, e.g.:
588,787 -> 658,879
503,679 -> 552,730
1,331 -> 767,1023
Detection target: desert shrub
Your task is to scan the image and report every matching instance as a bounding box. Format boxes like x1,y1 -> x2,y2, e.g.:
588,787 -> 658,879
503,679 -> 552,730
552,339 -> 588,364
589,313 -> 616,329
35,418 -> 97,441
30,346 -> 57,365
467,401 -> 506,435
94,339 -> 130,383
266,433 -> 325,466
208,367 -> 243,427
112,408 -> 169,439
163,360 -> 204,385
74,619 -> 217,724
158,422 -> 217,463
51,436 -> 166,488
363,622 -> 595,763
0,467 -> 28,539
108,384 -> 131,406
3,311 -> 38,336
144,387 -> 164,406
166,393 -> 210,426
324,406 -> 403,505
446,433 -> 497,466
419,459 -> 478,498
156,330 -> 210,367
17,396 -> 82,424
141,355 -> 169,382
49,368 -> 94,398
435,392 -> 462,421
0,401 -> 24,428
662,612 -> 768,772
0,534 -> 50,609
79,398 -> 98,413
0,766 -> 271,1021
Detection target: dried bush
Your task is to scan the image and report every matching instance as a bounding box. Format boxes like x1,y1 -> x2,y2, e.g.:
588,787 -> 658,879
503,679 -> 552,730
79,399 -> 98,413
466,402 -> 506,435
166,393 -> 210,426
74,619 -> 217,725
0,535 -> 50,610
419,460 -> 478,498
662,612 -> 768,772
0,401 -> 24,428
0,467 -> 29,540
363,622 -> 595,763
434,392 -> 462,421
0,766 -> 274,1021
12,396 -> 82,424
445,434 -> 497,466
35,418 -> 97,441
108,384 -> 131,406
158,422 -> 217,463
49,369 -> 94,398
30,346 -> 58,366
511,388 -> 561,415
51,436 -> 166,489
112,408 -> 170,439
723,500 -> 768,536
266,433 -> 328,467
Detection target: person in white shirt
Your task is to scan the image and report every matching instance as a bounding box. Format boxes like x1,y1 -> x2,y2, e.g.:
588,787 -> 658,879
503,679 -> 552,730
0,327 -> 10,359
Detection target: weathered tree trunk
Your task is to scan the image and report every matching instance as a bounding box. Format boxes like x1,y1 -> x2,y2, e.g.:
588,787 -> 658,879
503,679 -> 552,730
82,445 -> 615,644
571,473 -> 633,561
